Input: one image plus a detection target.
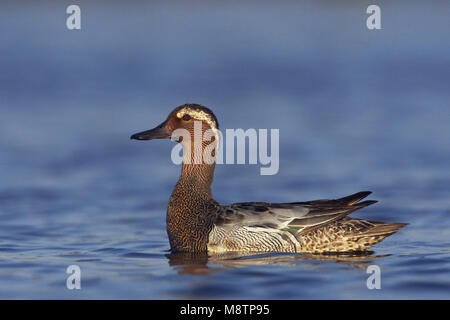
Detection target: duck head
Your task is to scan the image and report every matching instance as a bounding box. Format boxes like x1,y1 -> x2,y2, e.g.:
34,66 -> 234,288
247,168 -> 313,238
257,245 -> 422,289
130,103 -> 220,165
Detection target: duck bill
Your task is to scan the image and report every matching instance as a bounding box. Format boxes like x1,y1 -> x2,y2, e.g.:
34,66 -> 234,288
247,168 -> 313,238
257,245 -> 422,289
130,120 -> 172,140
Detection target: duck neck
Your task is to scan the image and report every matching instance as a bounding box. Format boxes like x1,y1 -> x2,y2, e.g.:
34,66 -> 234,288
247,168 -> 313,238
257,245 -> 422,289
166,134 -> 218,252
176,163 -> 215,200
173,133 -> 219,200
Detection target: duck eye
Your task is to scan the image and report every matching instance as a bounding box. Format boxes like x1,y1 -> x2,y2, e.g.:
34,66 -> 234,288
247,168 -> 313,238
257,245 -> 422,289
182,114 -> 191,121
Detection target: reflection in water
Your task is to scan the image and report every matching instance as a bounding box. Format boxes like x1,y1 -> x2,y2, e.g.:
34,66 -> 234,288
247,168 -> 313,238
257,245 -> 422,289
166,251 -> 390,276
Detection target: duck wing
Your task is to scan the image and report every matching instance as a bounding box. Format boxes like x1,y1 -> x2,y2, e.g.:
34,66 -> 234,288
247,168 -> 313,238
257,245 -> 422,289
214,191 -> 377,232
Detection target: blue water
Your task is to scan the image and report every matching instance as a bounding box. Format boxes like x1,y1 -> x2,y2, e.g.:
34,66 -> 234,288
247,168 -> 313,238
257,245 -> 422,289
0,0 -> 449,299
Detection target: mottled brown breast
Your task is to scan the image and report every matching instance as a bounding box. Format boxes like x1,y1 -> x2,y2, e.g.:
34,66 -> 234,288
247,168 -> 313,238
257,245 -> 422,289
166,181 -> 219,252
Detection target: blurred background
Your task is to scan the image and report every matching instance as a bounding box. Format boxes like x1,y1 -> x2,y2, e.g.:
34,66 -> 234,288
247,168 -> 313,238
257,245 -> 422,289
0,0 -> 449,299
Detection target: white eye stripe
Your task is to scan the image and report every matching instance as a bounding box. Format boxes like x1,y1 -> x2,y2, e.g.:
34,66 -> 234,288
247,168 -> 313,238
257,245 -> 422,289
176,108 -> 218,130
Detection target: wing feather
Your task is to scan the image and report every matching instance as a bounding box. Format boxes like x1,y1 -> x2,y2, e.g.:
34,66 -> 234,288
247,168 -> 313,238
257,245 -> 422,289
214,191 -> 377,232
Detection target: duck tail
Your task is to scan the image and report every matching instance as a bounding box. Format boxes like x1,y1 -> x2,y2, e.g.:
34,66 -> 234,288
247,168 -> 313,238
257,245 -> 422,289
299,218 -> 407,253
347,220 -> 408,251
354,220 -> 408,238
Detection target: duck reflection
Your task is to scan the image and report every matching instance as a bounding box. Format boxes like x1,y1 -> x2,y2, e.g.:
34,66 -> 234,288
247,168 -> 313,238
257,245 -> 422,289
166,251 -> 389,275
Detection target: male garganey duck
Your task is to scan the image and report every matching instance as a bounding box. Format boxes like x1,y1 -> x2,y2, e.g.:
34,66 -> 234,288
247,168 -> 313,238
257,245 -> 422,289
131,104 -> 406,253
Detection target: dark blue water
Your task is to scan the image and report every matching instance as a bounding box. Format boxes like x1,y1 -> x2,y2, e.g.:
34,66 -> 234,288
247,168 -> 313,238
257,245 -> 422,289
0,1 -> 449,299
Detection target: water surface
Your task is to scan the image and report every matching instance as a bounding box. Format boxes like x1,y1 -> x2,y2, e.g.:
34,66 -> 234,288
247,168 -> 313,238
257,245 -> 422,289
0,0 -> 449,299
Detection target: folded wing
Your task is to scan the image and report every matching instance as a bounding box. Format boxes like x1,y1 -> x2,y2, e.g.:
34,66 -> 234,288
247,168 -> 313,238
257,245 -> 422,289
215,191 -> 377,232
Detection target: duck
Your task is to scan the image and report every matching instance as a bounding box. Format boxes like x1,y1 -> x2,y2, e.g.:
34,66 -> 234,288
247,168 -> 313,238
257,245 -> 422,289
131,103 -> 406,254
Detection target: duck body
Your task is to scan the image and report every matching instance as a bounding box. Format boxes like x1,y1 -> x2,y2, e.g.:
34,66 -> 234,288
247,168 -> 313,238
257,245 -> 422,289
131,103 -> 406,254
169,184 -> 405,254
